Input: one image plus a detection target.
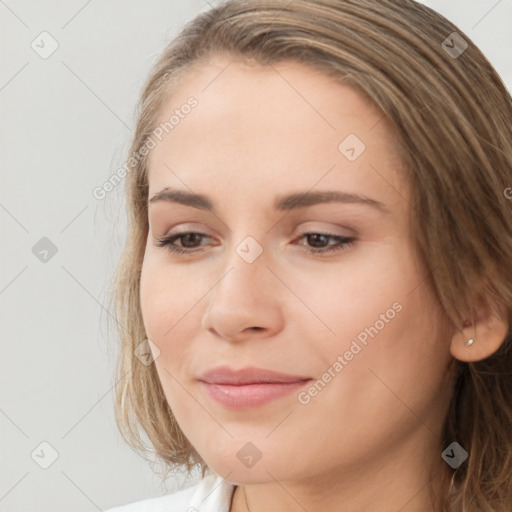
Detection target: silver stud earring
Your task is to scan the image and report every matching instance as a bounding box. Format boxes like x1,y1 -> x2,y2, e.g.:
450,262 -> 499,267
465,338 -> 475,347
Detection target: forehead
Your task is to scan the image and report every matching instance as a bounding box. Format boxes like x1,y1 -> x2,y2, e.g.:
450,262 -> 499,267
146,56 -> 408,208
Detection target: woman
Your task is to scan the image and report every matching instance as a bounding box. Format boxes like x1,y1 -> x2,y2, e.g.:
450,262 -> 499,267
105,1 -> 512,510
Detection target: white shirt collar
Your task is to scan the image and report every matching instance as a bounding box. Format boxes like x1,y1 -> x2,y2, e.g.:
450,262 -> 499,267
188,471 -> 236,511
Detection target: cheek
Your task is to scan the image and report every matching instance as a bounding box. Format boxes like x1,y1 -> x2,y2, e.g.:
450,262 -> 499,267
308,243 -> 447,394
139,258 -> 204,387
287,249 -> 408,346
139,269 -> 168,343
140,255 -> 194,338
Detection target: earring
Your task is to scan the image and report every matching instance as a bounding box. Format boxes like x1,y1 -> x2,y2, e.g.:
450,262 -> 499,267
465,338 -> 475,347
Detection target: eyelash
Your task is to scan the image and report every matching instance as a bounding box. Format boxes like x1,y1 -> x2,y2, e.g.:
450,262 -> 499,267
155,231 -> 356,256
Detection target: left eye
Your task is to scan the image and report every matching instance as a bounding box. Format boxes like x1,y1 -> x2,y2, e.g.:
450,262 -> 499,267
154,231 -> 356,256
296,232 -> 356,254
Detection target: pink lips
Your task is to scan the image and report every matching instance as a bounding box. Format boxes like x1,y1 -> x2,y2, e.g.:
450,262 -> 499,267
198,366 -> 312,409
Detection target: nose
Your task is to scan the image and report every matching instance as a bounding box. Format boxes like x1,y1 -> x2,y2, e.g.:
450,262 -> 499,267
201,245 -> 284,343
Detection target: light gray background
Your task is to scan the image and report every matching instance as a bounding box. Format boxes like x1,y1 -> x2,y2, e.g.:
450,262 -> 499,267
1,1 -> 511,511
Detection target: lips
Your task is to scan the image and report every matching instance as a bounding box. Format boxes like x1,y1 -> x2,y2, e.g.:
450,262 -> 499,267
197,366 -> 313,409
198,365 -> 312,385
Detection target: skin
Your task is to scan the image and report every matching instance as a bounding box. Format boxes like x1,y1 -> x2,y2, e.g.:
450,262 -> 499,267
139,55 -> 508,512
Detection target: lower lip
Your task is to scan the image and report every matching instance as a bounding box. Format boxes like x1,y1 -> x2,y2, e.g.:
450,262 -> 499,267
199,380 -> 311,409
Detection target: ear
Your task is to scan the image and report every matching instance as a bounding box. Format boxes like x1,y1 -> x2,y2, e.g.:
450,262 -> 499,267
450,300 -> 509,362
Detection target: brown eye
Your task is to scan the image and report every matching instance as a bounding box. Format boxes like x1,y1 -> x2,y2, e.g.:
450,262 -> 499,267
296,232 -> 356,255
155,232 -> 211,254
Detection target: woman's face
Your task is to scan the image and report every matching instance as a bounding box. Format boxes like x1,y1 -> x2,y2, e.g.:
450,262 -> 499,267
140,56 -> 456,485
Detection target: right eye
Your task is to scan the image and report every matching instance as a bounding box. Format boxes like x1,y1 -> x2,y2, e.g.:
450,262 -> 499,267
155,232 -> 211,255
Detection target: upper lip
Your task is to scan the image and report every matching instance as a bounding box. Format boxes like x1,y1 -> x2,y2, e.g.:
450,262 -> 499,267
198,366 -> 312,385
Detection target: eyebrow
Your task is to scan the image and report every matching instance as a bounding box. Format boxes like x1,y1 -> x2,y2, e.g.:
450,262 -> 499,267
148,187 -> 390,214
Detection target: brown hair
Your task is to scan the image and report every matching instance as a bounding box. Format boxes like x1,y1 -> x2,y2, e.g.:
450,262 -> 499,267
107,1 -> 512,509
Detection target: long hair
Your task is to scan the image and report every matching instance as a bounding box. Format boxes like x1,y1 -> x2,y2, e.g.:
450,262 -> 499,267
107,1 -> 512,509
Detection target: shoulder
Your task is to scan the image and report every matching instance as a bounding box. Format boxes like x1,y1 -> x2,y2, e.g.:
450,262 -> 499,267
104,471 -> 236,512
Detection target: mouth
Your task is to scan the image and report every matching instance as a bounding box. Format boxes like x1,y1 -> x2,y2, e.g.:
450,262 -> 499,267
198,366 -> 313,409
199,380 -> 312,409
